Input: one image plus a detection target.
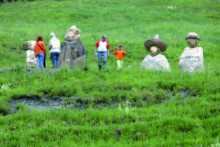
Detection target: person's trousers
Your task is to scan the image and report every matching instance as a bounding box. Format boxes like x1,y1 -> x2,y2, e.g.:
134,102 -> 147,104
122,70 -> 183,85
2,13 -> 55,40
50,52 -> 60,68
117,60 -> 123,69
36,52 -> 45,68
44,55 -> 46,68
98,51 -> 107,70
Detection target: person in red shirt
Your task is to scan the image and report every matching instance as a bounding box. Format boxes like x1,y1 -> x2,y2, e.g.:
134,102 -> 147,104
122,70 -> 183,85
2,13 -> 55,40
34,36 -> 47,68
95,35 -> 110,70
113,45 -> 127,69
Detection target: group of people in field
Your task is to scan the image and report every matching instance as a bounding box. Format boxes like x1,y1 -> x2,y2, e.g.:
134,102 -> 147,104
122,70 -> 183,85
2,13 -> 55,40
34,33 -> 61,68
34,34 -> 127,70
94,34 -> 127,70
34,32 -> 203,73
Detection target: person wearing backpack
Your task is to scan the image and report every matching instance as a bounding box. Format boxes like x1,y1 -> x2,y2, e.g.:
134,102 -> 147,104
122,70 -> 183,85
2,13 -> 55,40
34,35 -> 47,68
49,33 -> 61,68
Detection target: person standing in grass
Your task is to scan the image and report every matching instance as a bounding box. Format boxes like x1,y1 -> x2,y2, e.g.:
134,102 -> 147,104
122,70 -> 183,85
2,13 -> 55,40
49,33 -> 61,68
113,45 -> 127,69
34,36 -> 47,68
95,35 -> 110,70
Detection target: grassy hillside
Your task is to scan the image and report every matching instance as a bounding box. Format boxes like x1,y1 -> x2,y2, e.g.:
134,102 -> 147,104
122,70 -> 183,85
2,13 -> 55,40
0,0 -> 220,146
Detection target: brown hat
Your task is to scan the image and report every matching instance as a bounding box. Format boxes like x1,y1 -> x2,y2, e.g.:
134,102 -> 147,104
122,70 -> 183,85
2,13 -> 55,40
144,35 -> 167,52
185,32 -> 200,40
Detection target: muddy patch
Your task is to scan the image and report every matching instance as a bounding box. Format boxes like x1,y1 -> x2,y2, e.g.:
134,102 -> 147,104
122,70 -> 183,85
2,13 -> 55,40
9,97 -> 66,113
8,96 -> 129,114
178,89 -> 191,97
93,99 -> 119,109
7,89 -> 201,115
0,67 -> 16,72
63,97 -> 89,110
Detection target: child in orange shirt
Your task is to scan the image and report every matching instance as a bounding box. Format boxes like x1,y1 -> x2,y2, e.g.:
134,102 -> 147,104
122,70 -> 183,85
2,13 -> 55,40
113,45 -> 127,69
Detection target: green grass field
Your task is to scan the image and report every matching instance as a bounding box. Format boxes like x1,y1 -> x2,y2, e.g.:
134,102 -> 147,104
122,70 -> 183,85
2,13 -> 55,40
0,0 -> 220,146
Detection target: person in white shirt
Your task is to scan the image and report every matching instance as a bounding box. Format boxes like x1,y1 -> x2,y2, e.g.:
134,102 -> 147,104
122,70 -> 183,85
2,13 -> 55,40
49,33 -> 61,68
95,35 -> 110,70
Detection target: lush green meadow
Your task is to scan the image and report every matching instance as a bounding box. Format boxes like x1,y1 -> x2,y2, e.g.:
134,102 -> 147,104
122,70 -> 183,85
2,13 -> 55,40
0,0 -> 220,146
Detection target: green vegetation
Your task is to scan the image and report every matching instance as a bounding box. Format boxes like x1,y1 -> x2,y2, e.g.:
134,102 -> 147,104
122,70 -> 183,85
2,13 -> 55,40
0,0 -> 220,146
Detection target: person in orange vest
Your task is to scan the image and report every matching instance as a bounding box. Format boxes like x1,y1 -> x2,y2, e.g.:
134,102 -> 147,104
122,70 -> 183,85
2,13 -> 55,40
113,45 -> 127,69
34,35 -> 47,68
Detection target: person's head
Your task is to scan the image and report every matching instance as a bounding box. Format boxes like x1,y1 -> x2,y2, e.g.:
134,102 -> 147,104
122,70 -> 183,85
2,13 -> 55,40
37,35 -> 43,42
119,45 -> 123,50
150,46 -> 160,56
50,33 -> 55,38
102,34 -> 107,41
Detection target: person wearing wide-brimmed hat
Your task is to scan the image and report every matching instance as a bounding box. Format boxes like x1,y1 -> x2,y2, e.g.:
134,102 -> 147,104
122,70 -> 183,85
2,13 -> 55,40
179,32 -> 203,72
141,35 -> 170,71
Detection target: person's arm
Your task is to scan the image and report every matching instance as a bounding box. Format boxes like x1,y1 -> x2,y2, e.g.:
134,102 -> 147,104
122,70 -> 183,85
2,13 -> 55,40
49,45 -> 52,51
113,48 -> 117,55
107,49 -> 110,57
41,42 -> 47,55
95,41 -> 99,56
49,41 -> 52,50
95,47 -> 98,56
107,41 -> 110,57
124,51 -> 127,55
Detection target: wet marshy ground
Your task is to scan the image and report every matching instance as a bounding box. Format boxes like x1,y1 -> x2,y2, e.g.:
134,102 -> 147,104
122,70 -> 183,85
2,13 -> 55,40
9,97 -> 65,113
5,88 -> 200,115
8,95 -> 127,114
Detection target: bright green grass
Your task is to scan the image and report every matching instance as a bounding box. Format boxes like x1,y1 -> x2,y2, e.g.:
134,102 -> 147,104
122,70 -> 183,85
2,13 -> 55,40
0,0 -> 220,146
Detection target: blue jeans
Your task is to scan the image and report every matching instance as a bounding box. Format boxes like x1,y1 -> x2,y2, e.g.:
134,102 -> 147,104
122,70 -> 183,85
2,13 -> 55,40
50,52 -> 60,68
98,51 -> 107,70
36,52 -> 45,68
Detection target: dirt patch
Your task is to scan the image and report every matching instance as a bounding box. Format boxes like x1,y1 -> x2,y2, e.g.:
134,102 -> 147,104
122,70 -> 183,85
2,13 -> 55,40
63,97 -> 89,110
9,97 -> 65,113
177,89 -> 191,97
6,90 -> 200,115
93,99 -> 119,109
8,96 -> 129,114
0,67 -> 15,72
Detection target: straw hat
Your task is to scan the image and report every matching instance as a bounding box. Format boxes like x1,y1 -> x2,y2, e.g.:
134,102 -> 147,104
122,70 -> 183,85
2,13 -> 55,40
144,35 -> 167,52
185,32 -> 200,40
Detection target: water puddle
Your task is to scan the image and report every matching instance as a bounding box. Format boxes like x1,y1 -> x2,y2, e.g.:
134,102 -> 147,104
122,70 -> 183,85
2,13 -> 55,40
8,97 -> 125,114
9,97 -> 65,113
